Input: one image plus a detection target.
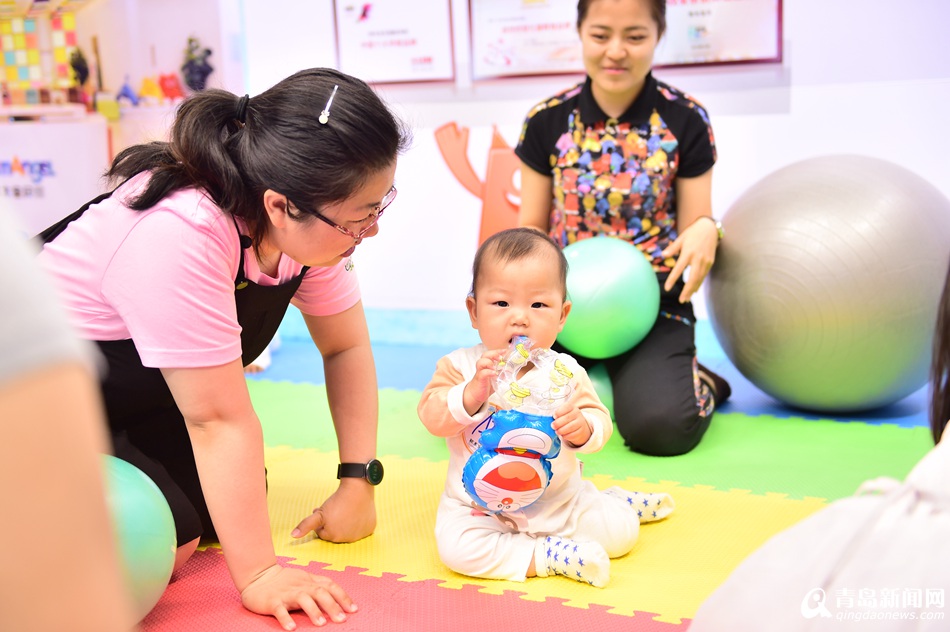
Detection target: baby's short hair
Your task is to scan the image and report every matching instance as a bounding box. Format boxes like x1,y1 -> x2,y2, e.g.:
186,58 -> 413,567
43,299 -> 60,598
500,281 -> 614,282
470,227 -> 568,298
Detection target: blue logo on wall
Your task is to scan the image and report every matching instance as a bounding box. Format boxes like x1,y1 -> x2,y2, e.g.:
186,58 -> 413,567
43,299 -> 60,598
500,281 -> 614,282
0,157 -> 56,183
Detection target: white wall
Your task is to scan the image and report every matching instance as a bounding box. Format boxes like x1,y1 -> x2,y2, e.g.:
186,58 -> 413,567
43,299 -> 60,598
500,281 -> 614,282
73,0 -> 242,96
90,0 -> 950,316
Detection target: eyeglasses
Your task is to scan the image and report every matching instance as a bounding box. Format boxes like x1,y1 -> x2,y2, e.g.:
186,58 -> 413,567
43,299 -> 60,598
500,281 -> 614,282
288,185 -> 396,241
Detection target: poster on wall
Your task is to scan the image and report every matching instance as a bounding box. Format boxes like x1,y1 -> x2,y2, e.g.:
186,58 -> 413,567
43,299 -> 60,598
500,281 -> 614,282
470,0 -> 782,80
470,0 -> 581,80
655,0 -> 782,67
333,1 -> 455,84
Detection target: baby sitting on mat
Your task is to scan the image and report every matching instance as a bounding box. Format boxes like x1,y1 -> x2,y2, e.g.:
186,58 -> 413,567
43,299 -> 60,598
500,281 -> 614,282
417,227 -> 674,587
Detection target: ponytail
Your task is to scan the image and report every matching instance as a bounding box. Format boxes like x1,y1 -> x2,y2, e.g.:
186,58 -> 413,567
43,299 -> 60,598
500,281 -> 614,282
105,68 -> 410,251
106,90 -> 252,218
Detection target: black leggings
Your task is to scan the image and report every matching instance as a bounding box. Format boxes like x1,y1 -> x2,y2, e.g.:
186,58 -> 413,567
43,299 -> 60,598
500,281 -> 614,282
95,340 -> 213,546
562,275 -> 715,456
111,421 -> 268,547
111,423 -> 210,546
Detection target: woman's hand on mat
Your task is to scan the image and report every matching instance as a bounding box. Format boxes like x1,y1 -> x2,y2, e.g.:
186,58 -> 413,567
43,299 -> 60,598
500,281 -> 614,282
240,564 -> 357,630
291,480 -> 376,543
661,217 -> 719,303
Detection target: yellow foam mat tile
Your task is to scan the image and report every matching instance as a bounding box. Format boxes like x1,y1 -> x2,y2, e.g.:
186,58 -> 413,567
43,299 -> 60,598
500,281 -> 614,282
265,446 -> 827,624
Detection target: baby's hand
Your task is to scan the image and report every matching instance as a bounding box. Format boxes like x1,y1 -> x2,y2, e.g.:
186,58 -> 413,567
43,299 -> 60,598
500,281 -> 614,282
551,401 -> 592,447
462,348 -> 506,415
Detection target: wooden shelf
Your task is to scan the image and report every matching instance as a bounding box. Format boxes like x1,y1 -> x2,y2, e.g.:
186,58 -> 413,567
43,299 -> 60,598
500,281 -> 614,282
0,104 -> 90,122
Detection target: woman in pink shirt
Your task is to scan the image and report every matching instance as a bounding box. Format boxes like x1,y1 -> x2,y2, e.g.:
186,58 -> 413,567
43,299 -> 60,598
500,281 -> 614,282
38,67 -> 409,630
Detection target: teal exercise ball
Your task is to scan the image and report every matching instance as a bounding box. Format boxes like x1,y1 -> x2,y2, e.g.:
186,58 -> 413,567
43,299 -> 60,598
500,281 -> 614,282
588,363 -> 614,419
102,455 -> 176,621
558,237 -> 660,359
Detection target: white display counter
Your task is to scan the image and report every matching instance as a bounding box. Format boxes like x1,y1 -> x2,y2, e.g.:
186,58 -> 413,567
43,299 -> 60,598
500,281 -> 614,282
0,105 -> 110,237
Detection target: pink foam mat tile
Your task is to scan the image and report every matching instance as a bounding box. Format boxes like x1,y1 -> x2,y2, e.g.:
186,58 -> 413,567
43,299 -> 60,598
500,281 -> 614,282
142,549 -> 691,631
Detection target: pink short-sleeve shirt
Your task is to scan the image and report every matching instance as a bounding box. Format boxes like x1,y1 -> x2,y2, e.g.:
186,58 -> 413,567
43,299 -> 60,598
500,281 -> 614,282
38,172 -> 360,368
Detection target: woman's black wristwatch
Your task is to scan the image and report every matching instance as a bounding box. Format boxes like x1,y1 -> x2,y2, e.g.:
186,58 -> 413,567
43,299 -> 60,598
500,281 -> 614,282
337,459 -> 384,485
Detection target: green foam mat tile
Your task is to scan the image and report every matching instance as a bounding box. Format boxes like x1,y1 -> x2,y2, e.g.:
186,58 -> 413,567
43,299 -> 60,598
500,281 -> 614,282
582,412 -> 932,501
249,380 -> 932,502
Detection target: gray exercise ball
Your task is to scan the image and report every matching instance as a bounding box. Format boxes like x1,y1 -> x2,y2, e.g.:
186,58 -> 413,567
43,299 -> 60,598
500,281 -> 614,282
706,154 -> 950,412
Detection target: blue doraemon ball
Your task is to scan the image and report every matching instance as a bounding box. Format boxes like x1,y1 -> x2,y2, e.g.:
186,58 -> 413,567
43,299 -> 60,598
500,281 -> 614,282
462,409 -> 561,513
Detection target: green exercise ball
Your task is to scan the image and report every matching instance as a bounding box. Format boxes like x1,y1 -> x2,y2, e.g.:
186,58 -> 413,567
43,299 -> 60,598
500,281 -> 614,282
558,237 -> 660,359
102,455 -> 176,621
588,363 -> 614,419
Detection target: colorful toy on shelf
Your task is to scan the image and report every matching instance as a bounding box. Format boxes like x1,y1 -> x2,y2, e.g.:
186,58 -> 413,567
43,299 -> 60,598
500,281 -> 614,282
95,93 -> 120,120
69,47 -> 90,89
137,76 -> 164,103
461,336 -> 574,513
116,75 -> 139,106
158,73 -> 184,100
181,36 -> 213,92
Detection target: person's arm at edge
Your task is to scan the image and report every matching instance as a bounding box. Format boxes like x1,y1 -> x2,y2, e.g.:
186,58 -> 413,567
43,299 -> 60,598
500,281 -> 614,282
1,362 -> 139,632
662,169 -> 719,302
518,162 -> 554,231
162,361 -> 354,630
292,302 -> 378,544
161,361 -> 274,587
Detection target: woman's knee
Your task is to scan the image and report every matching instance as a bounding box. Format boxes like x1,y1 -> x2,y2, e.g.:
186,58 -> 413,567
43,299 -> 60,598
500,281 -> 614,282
614,402 -> 710,456
174,536 -> 200,573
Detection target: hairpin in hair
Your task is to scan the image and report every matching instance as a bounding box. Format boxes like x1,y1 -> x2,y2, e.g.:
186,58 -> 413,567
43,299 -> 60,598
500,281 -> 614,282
235,94 -> 250,124
318,85 -> 339,125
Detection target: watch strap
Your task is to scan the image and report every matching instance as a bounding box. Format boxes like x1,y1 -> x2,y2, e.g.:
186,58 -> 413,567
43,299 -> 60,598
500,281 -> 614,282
694,215 -> 724,241
337,460 -> 384,485
337,462 -> 367,479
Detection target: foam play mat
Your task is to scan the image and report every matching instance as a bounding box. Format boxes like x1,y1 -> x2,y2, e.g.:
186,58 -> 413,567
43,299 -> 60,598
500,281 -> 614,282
140,315 -> 933,631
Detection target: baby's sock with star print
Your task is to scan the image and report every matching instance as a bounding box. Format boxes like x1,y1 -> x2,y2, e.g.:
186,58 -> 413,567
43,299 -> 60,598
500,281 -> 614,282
534,535 -> 609,587
603,486 -> 675,523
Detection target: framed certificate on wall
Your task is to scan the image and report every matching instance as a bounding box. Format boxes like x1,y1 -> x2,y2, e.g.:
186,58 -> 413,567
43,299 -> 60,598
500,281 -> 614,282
334,0 -> 455,84
469,0 -> 782,80
470,0 -> 581,80
656,0 -> 782,67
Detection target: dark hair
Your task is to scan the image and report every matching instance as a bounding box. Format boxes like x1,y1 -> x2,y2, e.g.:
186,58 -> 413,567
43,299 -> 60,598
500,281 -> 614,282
931,259 -> 950,443
106,68 -> 411,251
471,227 -> 568,299
577,0 -> 666,37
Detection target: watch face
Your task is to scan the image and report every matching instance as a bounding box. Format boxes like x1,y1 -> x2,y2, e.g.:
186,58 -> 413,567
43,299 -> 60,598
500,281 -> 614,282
366,459 -> 384,485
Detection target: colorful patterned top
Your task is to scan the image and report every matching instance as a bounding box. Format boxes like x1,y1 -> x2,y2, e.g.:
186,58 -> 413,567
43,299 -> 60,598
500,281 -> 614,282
515,74 -> 716,272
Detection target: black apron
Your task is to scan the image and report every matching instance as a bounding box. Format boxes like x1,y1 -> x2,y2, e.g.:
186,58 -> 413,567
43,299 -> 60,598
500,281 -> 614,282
40,192 -> 308,544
